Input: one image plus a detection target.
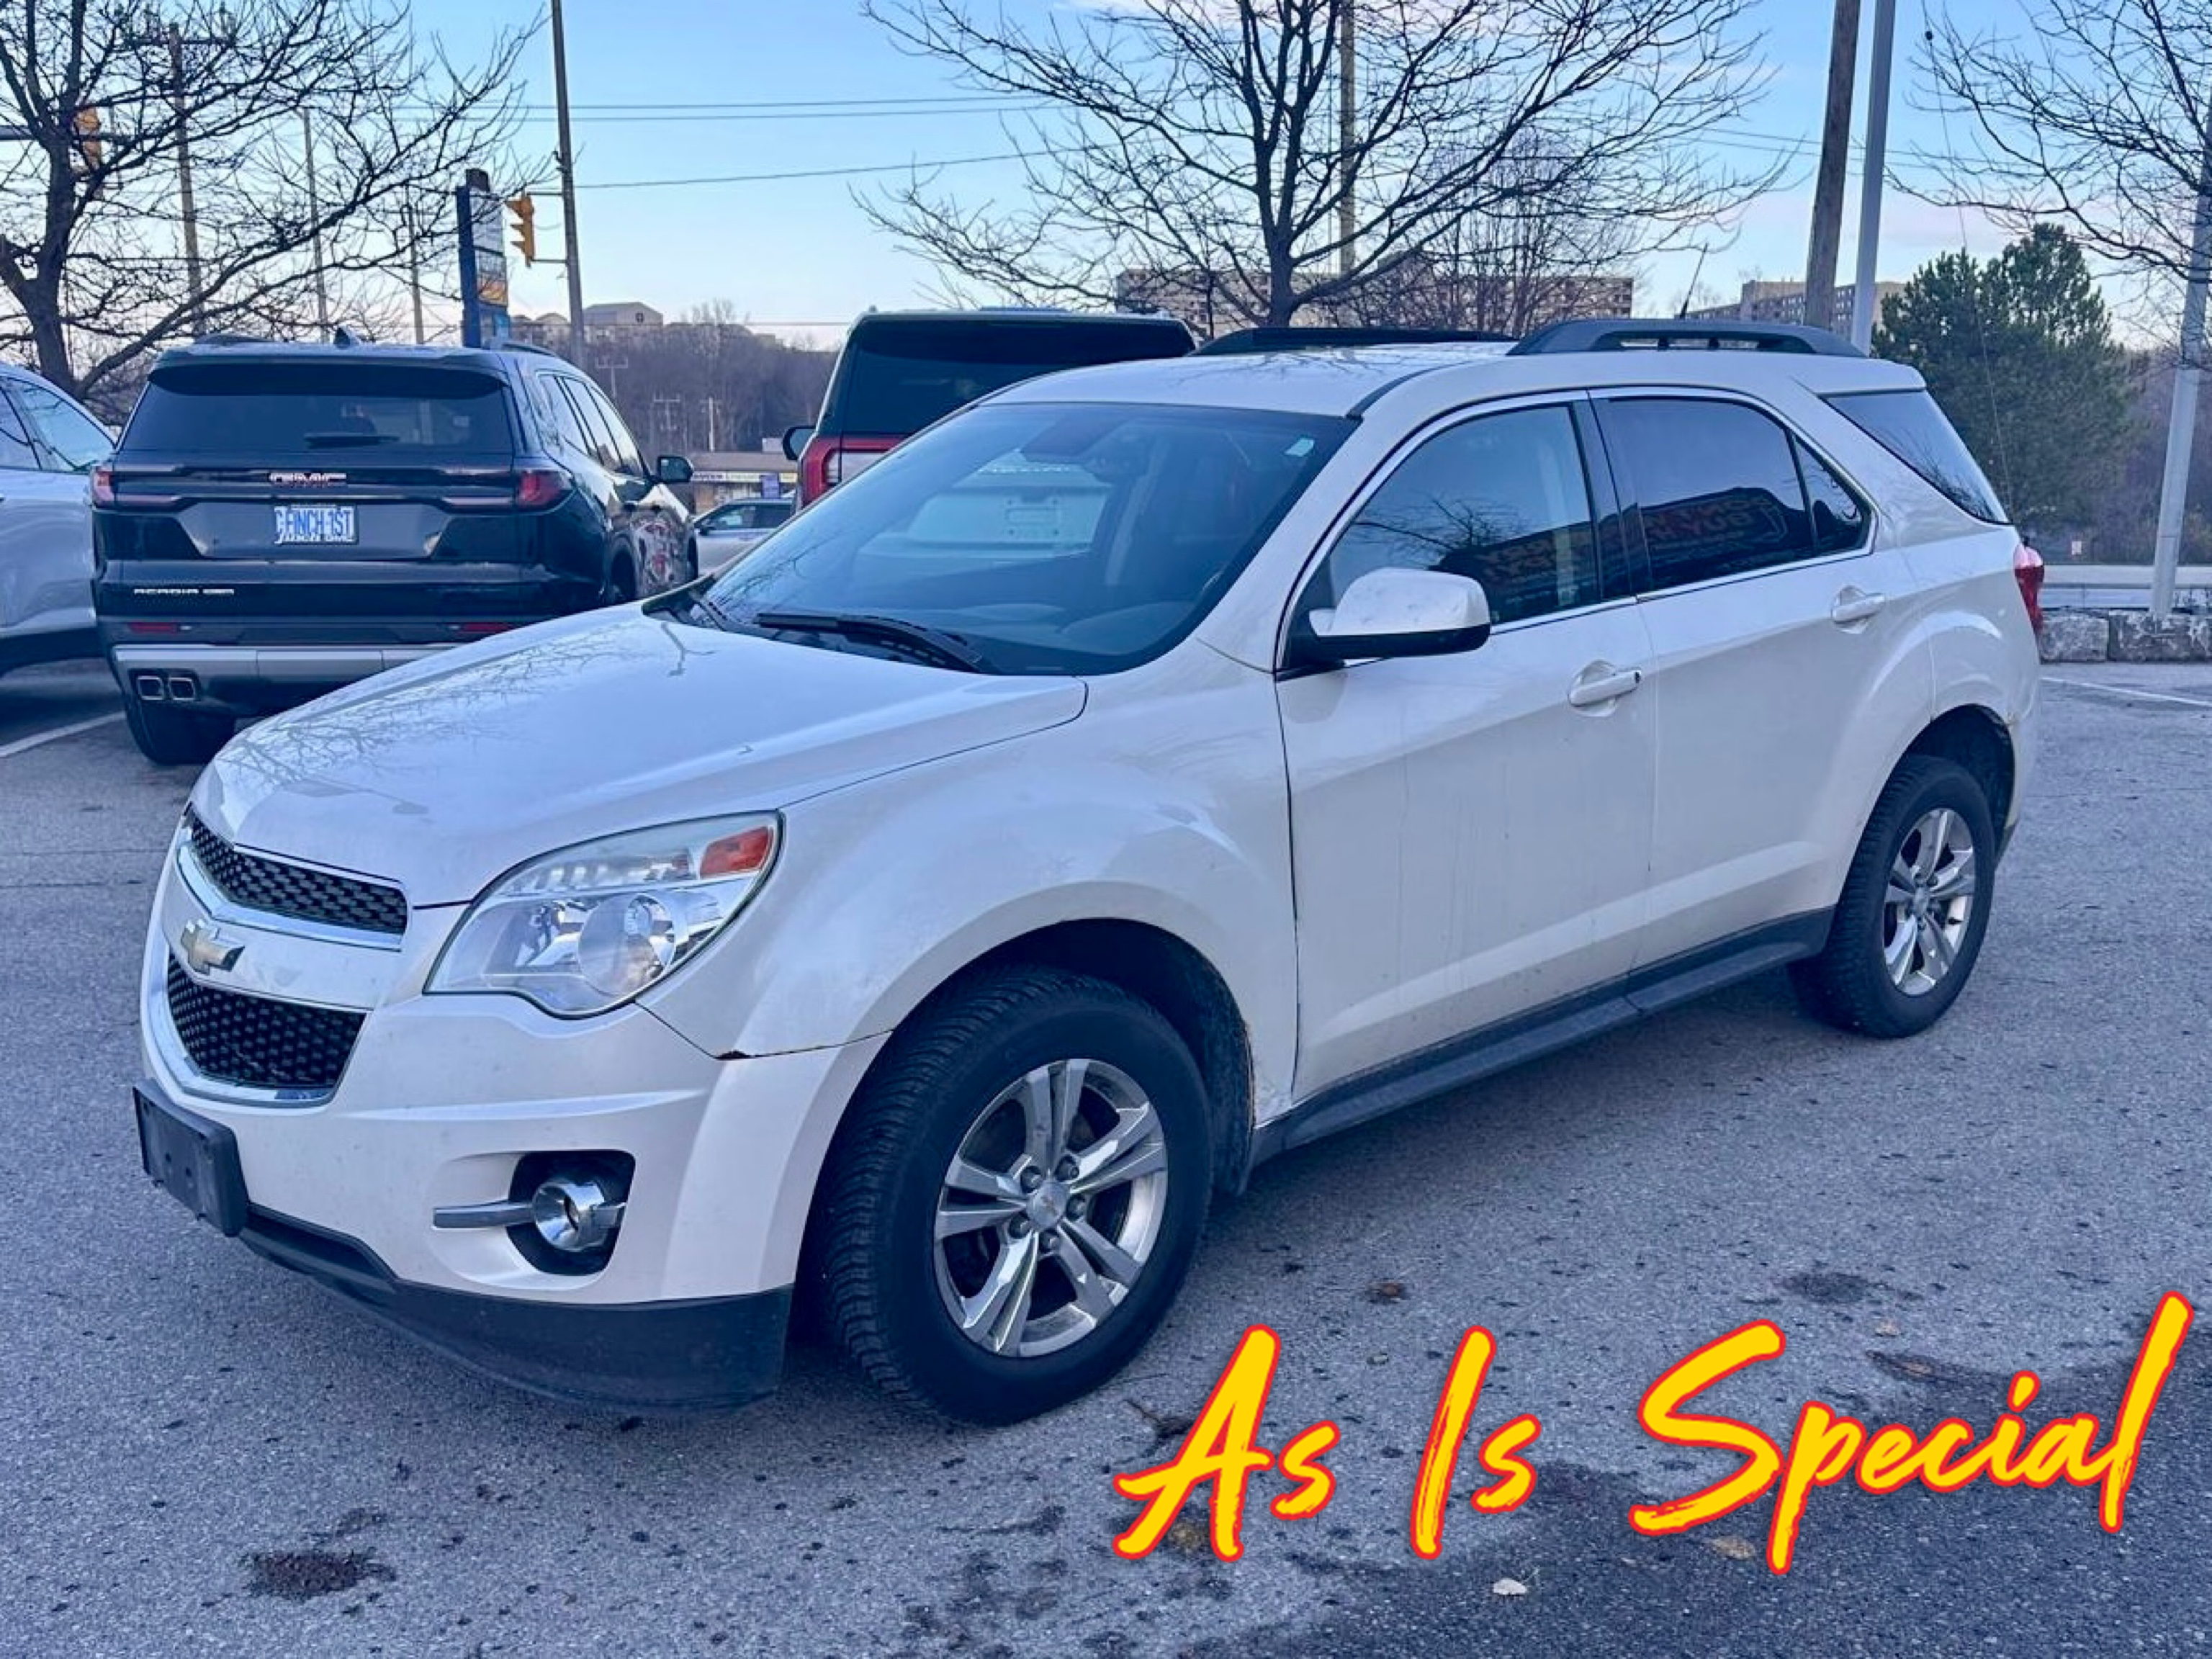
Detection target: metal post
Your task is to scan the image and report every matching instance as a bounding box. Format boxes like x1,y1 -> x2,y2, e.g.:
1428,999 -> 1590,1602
1849,0 -> 1897,352
1338,3 -> 1355,279
1804,0 -> 1862,333
549,0 -> 586,362
406,195 -> 426,344
168,25 -> 205,335
2149,134 -> 2212,622
302,112 -> 330,333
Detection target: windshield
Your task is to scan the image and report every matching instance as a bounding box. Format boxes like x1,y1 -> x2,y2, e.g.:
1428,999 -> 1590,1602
685,402 -> 1348,675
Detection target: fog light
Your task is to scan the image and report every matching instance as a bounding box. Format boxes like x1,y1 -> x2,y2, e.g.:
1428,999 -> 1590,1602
530,1174 -> 625,1254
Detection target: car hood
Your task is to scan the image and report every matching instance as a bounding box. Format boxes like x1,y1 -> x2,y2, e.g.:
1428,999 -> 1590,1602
193,607 -> 1087,904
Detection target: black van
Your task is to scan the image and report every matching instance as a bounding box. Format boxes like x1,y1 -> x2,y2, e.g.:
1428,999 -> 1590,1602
784,310 -> 1194,505
94,338 -> 693,764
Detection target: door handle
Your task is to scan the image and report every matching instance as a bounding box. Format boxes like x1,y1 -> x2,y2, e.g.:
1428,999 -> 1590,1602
1568,663 -> 1643,708
1831,588 -> 1888,626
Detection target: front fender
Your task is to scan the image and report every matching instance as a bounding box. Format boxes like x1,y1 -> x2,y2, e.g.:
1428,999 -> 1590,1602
641,647 -> 1300,1118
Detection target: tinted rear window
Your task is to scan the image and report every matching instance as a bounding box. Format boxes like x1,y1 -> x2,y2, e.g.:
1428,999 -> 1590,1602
126,362 -> 514,458
1827,389 -> 2005,523
824,320 -> 1191,436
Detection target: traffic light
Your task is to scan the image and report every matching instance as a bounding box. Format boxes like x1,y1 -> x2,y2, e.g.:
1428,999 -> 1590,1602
506,192 -> 536,266
71,107 -> 103,175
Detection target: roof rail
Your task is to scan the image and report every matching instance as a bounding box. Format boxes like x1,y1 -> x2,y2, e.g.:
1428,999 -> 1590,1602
1509,318 -> 1864,358
491,338 -> 565,359
1198,325 -> 1516,356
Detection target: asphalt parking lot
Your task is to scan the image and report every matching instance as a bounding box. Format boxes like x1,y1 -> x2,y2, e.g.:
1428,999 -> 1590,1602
4,660 -> 2209,1658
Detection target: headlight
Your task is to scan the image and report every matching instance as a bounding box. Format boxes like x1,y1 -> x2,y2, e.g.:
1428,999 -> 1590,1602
428,814 -> 779,1017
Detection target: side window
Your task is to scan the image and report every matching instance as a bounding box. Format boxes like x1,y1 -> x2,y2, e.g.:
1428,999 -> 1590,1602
12,384 -> 110,472
1602,397 -> 1815,590
1796,439 -> 1869,554
555,379 -> 622,472
1304,404 -> 1603,628
0,392 -> 41,469
527,374 -> 588,459
582,382 -> 646,477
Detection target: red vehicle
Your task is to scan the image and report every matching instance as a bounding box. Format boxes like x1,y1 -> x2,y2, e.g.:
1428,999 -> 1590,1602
784,310 -> 1194,505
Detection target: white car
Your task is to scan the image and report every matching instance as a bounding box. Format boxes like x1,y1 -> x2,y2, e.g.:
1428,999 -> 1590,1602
0,365 -> 113,678
132,320 -> 2040,1421
688,494 -> 793,575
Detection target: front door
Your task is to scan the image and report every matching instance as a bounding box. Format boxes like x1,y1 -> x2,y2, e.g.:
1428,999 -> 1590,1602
1277,400 -> 1657,1098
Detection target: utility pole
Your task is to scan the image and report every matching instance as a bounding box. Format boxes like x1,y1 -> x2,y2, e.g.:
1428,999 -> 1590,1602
302,111 -> 330,333
2149,131 -> 2212,622
1848,0 -> 1897,351
405,194 -> 426,344
549,0 -> 586,363
125,14 -> 234,338
1338,3 -> 1356,279
1804,0 -> 1863,334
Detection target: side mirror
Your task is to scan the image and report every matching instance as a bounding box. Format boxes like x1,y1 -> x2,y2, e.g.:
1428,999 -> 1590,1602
1285,567 -> 1493,671
781,424 -> 814,464
655,454 -> 693,485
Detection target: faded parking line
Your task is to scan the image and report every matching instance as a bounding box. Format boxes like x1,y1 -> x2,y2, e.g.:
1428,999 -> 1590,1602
2043,675 -> 2212,711
0,710 -> 123,761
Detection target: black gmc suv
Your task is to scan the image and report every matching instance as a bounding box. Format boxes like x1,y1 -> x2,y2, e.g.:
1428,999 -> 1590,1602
94,338 -> 692,763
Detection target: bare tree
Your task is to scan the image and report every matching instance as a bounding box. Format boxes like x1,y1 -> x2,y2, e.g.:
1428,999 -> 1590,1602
1919,1 -> 2212,611
860,0 -> 1773,332
1920,1 -> 2211,307
0,0 -> 533,401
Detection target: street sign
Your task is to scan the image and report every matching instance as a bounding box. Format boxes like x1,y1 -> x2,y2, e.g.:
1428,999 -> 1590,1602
455,173 -> 511,346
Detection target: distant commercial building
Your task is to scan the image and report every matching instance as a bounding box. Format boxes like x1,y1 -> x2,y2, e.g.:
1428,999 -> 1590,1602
1687,279 -> 1904,340
509,302 -> 667,349
687,444 -> 796,509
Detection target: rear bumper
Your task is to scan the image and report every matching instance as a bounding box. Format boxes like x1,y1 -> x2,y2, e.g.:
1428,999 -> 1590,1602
110,640 -> 454,713
238,1202 -> 791,1411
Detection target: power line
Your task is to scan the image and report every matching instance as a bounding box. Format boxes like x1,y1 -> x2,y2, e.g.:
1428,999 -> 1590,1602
573,150 -> 1038,192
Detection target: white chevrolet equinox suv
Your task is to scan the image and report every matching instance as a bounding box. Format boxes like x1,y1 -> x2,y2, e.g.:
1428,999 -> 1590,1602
133,320 -> 2041,1422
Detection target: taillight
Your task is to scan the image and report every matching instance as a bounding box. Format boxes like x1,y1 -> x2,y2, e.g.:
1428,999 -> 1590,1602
2013,543 -> 2045,632
798,435 -> 834,505
516,467 -> 570,510
91,464 -> 114,506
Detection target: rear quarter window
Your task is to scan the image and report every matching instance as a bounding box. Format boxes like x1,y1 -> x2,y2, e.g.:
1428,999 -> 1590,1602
1827,389 -> 2006,523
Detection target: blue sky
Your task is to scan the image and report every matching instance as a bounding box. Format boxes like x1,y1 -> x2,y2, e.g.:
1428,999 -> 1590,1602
422,0 -> 2026,342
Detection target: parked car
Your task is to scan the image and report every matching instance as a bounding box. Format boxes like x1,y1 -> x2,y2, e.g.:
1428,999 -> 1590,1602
785,309 -> 1194,505
689,494 -> 793,574
132,320 -> 2039,1423
0,365 -> 114,678
94,337 -> 692,764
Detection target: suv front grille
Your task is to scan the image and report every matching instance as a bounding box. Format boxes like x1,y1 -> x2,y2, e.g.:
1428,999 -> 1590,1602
165,957 -> 364,1094
184,809 -> 408,936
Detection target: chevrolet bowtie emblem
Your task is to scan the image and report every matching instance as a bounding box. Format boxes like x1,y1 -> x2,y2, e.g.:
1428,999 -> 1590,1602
180,918 -> 245,975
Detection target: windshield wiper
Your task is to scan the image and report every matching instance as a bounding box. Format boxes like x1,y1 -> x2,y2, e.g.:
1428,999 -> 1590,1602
751,608 -> 992,673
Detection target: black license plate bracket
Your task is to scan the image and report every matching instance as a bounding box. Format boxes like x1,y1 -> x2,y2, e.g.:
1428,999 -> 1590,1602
135,1087 -> 248,1236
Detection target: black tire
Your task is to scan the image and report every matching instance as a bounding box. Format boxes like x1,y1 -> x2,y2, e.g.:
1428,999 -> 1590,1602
605,553 -> 637,604
813,968 -> 1213,1423
123,696 -> 233,767
1791,755 -> 1996,1038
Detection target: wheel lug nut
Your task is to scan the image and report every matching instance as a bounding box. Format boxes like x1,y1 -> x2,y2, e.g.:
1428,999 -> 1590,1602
1056,1159 -> 1078,1181
1008,1218 -> 1030,1237
1020,1169 -> 1043,1192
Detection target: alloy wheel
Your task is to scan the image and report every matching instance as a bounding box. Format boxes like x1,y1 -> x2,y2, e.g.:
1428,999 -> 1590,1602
932,1058 -> 1169,1359
1882,806 -> 1977,997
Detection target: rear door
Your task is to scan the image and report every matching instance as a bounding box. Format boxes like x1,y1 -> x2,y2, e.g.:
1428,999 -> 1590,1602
103,358 -> 527,621
0,384 -> 100,643
1596,392 -> 1923,968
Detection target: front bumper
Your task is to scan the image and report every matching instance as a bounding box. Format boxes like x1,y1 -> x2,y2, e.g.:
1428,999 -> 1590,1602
138,827 -> 889,1407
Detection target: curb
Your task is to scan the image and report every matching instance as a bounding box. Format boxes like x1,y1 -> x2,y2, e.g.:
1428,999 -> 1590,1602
2038,609 -> 2212,664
